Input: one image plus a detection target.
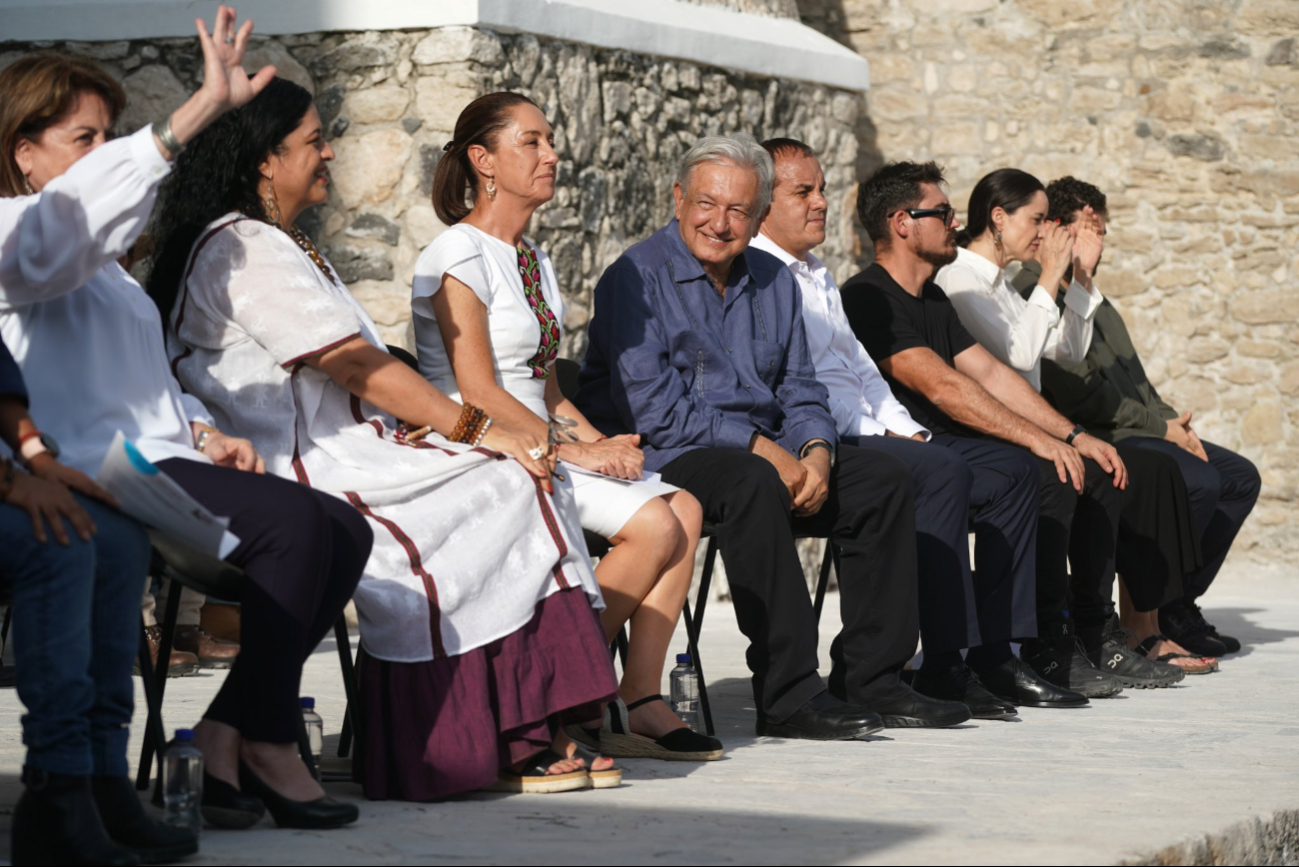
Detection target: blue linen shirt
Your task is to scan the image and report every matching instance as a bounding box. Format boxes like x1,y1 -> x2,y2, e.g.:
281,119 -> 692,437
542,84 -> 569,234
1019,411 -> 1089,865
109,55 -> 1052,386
0,336 -> 27,406
575,220 -> 835,472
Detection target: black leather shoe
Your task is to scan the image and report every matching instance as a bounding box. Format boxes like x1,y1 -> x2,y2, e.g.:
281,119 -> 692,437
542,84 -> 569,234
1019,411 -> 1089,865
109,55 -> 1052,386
238,761 -> 358,829
862,685 -> 972,728
1022,638 -> 1124,698
201,771 -> 266,829
973,656 -> 1090,708
912,663 -> 1018,720
91,775 -> 197,864
756,690 -> 883,740
11,767 -> 139,866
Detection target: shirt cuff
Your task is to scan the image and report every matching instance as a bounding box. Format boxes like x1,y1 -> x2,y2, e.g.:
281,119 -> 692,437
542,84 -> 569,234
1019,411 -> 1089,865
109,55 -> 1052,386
717,417 -> 757,452
1063,279 -> 1103,320
128,124 -> 173,184
885,417 -> 931,441
1027,285 -> 1062,321
853,416 -> 889,439
180,393 -> 215,430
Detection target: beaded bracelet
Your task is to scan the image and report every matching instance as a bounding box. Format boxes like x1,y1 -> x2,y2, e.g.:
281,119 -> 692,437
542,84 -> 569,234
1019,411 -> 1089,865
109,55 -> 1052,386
450,403 -> 492,445
472,417 -> 493,447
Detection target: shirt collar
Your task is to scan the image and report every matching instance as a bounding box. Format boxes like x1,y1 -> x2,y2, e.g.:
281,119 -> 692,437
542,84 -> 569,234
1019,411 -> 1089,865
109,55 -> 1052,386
956,245 -> 1003,284
751,232 -> 827,278
664,218 -> 752,293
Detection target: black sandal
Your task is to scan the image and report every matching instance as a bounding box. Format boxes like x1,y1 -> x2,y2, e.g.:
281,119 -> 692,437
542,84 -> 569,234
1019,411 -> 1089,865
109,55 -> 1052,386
488,748 -> 589,794
1136,634 -> 1218,674
566,742 -> 623,789
598,696 -> 724,761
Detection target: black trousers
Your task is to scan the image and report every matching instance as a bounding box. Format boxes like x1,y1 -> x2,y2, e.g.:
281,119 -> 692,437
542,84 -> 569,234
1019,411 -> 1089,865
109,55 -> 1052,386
159,459 -> 373,743
847,435 -> 1039,652
1113,440 -> 1202,611
1124,438 -> 1260,600
659,445 -> 918,721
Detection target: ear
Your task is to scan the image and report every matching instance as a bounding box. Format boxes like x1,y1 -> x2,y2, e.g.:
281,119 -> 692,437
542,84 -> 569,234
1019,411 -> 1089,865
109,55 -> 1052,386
891,209 -> 911,243
752,203 -> 771,238
13,137 -> 34,178
990,205 -> 1007,234
672,181 -> 685,222
466,143 -> 494,185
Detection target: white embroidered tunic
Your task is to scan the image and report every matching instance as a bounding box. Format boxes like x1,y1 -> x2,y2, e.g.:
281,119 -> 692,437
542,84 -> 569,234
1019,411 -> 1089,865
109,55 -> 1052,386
170,214 -> 600,663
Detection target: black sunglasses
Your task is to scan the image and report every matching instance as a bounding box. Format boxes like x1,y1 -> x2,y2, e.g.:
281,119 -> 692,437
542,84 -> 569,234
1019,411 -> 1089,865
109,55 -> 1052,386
890,206 -> 956,227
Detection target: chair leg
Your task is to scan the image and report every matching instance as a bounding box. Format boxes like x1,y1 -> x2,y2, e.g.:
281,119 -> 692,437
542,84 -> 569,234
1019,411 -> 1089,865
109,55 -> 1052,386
813,541 -> 836,620
615,626 -> 630,669
1,603 -> 13,657
297,713 -> 319,780
139,582 -> 183,799
682,536 -> 719,736
135,616 -> 168,792
333,616 -> 363,762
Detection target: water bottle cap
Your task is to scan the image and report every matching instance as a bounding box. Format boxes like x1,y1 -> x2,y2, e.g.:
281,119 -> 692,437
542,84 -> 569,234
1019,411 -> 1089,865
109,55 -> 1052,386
173,728 -> 195,741
676,653 -> 691,664
300,697 -> 316,709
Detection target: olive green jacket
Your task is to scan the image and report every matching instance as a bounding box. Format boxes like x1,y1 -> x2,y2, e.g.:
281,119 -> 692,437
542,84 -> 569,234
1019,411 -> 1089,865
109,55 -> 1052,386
1011,262 -> 1177,441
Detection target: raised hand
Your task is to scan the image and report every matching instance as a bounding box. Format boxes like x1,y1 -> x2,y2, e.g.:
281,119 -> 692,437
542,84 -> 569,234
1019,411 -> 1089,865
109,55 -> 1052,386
194,5 -> 276,113
1035,222 -> 1075,298
1070,206 -> 1104,286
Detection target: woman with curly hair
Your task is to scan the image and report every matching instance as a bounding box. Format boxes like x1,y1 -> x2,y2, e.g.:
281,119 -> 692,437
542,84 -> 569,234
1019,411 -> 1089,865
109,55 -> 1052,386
149,76 -> 620,800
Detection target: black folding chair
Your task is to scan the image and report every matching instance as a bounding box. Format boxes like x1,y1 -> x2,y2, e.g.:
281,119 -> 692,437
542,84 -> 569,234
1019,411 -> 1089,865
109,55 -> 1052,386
135,531 -> 362,793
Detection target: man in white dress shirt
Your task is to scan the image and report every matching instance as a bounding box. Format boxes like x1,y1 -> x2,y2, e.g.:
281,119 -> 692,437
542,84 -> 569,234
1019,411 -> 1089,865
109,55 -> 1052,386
751,140 -> 1041,719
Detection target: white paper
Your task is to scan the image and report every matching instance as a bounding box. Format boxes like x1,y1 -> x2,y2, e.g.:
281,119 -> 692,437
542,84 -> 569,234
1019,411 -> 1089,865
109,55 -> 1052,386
97,431 -> 240,559
558,460 -> 663,486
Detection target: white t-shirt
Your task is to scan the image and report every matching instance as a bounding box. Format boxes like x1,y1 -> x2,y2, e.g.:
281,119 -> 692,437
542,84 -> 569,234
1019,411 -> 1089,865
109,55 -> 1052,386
411,223 -> 566,418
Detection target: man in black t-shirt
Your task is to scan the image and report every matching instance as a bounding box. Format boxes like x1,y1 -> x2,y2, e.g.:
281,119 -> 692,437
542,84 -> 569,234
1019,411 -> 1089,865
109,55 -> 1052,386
841,161 -> 1142,706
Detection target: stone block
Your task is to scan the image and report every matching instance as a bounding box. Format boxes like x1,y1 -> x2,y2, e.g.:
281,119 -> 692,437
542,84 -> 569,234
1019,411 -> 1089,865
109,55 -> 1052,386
413,27 -> 504,67
404,204 -> 447,248
329,128 -> 413,209
322,243 -> 394,284
415,76 -> 480,133
1240,401 -> 1285,445
243,41 -> 314,93
1266,38 -> 1296,66
312,33 -> 401,74
1166,132 -> 1226,161
1279,361 -> 1299,394
1187,336 -> 1231,363
346,213 -> 401,246
1231,288 -> 1299,324
118,65 -> 189,141
1236,0 -> 1299,35
348,279 -> 409,327
342,87 -> 410,125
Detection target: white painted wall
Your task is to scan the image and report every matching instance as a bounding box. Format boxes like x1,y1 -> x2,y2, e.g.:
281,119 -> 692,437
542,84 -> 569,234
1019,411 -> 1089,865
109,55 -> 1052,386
0,0 -> 870,91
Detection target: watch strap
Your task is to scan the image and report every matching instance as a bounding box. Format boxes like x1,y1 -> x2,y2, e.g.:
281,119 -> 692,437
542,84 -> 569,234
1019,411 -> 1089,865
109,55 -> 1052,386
19,434 -> 48,463
1065,424 -> 1087,446
801,440 -> 835,467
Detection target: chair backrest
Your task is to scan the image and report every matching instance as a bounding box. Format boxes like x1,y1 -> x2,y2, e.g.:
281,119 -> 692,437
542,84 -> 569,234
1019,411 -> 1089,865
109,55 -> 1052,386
387,344 -> 420,372
553,357 -> 581,402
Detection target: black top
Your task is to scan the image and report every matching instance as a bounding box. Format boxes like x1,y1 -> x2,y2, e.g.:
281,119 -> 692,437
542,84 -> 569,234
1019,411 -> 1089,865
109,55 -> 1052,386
0,336 -> 28,407
841,263 -> 977,437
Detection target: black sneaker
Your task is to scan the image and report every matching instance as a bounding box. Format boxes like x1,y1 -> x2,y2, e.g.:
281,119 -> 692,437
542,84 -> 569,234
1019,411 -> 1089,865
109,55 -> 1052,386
1022,638 -> 1123,698
1184,600 -> 1241,654
1160,601 -> 1231,657
1092,616 -> 1185,689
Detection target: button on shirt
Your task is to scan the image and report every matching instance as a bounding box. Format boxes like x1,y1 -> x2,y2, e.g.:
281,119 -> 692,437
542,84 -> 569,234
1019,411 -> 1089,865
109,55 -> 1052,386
749,232 -> 928,441
935,246 -> 1102,393
575,220 -> 836,472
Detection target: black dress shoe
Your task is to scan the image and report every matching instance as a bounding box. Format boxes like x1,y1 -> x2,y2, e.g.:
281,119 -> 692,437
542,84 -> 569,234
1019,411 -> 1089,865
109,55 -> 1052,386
756,690 -> 883,740
201,771 -> 266,829
91,775 -> 198,864
912,664 -> 1018,720
11,767 -> 140,866
973,656 -> 1089,708
862,685 -> 972,728
238,761 -> 358,829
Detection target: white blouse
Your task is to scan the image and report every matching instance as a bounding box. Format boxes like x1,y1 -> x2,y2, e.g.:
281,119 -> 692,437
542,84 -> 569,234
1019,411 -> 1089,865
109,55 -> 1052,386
411,223 -> 566,418
0,126 -> 212,475
936,246 -> 1102,393
750,232 -> 928,441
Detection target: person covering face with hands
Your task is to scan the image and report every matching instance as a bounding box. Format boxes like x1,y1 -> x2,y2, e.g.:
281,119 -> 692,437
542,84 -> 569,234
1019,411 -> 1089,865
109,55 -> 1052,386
576,134 -> 972,738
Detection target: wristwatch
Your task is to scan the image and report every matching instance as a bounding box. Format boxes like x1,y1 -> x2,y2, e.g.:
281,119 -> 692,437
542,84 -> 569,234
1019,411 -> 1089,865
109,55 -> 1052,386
801,440 -> 836,469
18,429 -> 60,467
1065,424 -> 1087,446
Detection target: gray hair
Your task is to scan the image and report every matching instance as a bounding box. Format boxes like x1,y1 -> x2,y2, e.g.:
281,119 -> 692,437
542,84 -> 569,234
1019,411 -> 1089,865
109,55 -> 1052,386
677,133 -> 774,219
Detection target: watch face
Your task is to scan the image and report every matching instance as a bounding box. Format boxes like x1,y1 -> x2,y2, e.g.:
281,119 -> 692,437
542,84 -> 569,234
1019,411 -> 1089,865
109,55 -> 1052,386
39,432 -> 60,458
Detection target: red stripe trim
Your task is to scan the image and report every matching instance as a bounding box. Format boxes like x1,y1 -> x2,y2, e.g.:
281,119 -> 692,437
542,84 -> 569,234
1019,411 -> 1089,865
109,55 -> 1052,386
531,476 -> 571,589
280,331 -> 362,371
169,217 -> 242,378
344,490 -> 446,657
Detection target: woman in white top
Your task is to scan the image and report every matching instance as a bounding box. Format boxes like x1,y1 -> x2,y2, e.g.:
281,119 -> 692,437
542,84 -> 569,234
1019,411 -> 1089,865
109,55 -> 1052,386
413,93 -> 720,761
0,8 -> 367,848
935,167 -> 1103,391
151,80 -> 621,800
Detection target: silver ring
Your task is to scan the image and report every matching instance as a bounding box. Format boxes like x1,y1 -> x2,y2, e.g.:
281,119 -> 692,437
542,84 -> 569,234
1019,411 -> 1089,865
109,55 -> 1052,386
224,36 -> 235,45
527,446 -> 545,461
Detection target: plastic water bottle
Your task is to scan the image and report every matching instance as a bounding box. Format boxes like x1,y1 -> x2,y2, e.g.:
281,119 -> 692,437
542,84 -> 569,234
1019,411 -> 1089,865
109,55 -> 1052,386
301,697 -> 323,780
162,729 -> 203,836
669,653 -> 700,732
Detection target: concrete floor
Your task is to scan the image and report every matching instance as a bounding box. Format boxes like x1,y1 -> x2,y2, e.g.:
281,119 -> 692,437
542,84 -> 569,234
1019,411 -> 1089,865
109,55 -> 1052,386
0,560 -> 1296,865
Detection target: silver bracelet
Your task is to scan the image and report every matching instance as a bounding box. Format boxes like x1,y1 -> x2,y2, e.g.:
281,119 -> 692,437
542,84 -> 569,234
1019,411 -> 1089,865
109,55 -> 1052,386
472,418 -> 493,447
152,116 -> 184,159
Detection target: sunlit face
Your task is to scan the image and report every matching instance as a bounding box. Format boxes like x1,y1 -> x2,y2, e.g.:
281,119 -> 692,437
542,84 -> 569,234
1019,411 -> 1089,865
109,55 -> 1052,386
674,161 -> 762,278
994,189 -> 1050,264
14,90 -> 113,192
480,102 -> 558,207
261,105 -> 333,224
904,182 -> 961,269
760,153 -> 827,260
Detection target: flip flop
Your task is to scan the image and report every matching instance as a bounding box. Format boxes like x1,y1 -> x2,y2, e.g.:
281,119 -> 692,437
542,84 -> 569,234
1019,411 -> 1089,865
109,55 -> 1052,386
487,748 -> 589,794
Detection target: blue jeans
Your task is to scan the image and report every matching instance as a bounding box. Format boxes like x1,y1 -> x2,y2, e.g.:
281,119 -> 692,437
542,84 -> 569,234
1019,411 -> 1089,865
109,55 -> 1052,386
0,495 -> 149,776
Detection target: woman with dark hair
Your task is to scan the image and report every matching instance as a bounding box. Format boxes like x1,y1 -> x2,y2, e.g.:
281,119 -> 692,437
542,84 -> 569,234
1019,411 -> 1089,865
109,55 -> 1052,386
412,93 -> 719,761
936,169 -> 1212,678
0,6 -> 369,853
151,77 -> 619,800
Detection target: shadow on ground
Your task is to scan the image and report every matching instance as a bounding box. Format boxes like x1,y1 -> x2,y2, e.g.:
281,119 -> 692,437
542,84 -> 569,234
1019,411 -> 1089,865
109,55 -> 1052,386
1199,606 -> 1299,660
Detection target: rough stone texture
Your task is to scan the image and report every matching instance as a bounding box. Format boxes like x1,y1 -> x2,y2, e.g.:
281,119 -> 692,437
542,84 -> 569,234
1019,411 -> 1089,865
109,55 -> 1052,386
796,0 -> 1299,562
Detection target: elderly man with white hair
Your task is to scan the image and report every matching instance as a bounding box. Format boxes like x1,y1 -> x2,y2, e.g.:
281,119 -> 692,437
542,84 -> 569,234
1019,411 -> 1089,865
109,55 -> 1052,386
575,135 -> 970,738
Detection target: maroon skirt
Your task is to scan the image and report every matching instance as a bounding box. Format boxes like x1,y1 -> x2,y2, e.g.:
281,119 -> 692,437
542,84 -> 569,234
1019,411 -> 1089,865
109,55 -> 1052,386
357,588 -> 618,801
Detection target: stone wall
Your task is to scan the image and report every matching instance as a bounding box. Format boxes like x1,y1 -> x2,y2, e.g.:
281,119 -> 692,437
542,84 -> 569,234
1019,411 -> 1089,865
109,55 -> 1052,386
796,0 -> 1299,561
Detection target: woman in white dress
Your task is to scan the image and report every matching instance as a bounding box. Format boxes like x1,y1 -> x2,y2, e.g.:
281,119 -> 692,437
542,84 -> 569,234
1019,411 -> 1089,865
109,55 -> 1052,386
414,93 -> 720,761
149,78 -> 621,800
1,8 -> 368,843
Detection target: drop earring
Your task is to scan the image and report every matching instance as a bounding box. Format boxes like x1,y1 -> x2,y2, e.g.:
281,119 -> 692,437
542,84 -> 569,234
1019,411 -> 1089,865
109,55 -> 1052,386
485,177 -> 497,200
994,230 -> 1003,251
262,181 -> 283,227
22,175 -> 34,195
